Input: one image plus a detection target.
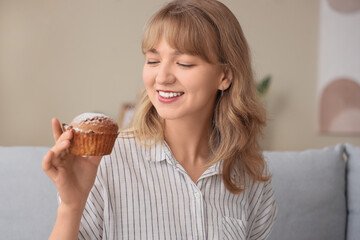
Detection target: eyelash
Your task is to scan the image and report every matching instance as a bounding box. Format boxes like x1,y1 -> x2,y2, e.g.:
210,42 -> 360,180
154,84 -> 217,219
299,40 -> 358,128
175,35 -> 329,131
146,61 -> 194,68
147,61 -> 159,65
177,63 -> 194,68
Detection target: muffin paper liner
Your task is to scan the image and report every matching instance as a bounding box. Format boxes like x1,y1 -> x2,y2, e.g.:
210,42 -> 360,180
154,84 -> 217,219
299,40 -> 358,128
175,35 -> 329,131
62,123 -> 119,156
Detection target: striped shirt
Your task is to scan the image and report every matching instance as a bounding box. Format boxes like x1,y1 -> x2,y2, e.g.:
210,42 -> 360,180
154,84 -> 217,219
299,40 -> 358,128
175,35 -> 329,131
78,134 -> 277,240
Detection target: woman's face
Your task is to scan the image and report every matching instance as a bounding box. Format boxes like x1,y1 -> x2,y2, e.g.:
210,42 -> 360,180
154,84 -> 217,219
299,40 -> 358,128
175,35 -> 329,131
143,37 -> 226,122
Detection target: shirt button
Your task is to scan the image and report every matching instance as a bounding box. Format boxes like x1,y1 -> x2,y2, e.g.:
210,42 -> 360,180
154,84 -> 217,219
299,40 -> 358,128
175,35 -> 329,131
194,191 -> 201,198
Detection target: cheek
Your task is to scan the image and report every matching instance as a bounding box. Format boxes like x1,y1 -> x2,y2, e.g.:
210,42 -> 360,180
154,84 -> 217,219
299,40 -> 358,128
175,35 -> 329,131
142,68 -> 156,103
142,67 -> 154,88
187,74 -> 219,95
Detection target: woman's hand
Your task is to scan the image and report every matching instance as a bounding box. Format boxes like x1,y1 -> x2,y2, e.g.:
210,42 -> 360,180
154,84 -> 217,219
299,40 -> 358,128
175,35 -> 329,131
42,118 -> 102,210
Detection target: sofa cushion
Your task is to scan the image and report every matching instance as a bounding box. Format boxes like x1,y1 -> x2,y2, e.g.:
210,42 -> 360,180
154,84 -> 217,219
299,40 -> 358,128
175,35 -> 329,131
0,146 -> 57,240
264,144 -> 346,240
345,143 -> 360,240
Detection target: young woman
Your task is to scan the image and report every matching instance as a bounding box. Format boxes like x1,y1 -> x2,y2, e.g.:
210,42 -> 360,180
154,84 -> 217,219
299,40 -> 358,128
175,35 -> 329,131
43,0 -> 277,239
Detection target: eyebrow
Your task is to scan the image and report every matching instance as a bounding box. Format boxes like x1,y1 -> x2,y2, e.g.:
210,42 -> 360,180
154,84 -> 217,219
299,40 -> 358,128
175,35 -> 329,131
148,48 -> 184,56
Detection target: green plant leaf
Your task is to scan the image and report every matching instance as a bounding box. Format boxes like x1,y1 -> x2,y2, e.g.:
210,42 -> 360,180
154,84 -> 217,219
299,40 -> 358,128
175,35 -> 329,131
257,75 -> 271,95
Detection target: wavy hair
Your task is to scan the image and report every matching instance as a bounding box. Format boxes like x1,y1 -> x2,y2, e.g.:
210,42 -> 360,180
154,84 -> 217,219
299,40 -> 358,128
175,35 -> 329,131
131,0 -> 270,194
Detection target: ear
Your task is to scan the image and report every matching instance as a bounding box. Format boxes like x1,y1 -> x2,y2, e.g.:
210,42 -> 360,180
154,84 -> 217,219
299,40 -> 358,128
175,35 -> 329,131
218,67 -> 233,91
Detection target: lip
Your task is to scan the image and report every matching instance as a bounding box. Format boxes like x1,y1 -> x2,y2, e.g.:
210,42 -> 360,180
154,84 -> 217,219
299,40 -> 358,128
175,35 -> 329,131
157,90 -> 184,103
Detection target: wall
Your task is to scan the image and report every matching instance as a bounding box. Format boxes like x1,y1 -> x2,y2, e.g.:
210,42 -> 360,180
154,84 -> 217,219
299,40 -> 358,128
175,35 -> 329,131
1,0 -> 359,150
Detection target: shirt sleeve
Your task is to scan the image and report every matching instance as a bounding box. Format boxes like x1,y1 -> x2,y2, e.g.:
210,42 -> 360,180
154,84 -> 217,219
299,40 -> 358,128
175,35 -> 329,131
248,178 -> 278,240
78,171 -> 106,240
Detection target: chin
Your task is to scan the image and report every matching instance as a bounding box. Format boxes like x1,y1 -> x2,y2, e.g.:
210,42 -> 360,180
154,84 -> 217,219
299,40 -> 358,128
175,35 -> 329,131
156,111 -> 178,120
153,107 -> 180,120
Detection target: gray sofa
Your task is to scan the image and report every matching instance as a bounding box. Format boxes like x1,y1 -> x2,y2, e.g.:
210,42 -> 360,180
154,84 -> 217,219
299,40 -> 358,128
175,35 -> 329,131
0,143 -> 359,240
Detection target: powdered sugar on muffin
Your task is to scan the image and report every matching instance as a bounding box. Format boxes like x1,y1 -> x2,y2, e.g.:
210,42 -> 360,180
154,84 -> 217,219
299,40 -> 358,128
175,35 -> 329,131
71,113 -> 108,124
69,113 -> 118,134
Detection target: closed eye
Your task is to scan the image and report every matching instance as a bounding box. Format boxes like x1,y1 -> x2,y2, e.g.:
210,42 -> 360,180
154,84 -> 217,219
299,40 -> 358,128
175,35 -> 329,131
147,61 -> 159,65
177,63 -> 195,68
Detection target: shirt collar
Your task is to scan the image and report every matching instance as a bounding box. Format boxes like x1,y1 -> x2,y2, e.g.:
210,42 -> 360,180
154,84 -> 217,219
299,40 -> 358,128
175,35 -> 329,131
146,140 -> 222,176
144,140 -> 166,163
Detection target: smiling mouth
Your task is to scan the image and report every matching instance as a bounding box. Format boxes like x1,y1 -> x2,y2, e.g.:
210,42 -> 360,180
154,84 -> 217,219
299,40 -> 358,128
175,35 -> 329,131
158,90 -> 184,98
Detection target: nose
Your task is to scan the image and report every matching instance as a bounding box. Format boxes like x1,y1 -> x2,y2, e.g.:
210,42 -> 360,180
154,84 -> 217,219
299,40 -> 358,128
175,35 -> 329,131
155,62 -> 176,85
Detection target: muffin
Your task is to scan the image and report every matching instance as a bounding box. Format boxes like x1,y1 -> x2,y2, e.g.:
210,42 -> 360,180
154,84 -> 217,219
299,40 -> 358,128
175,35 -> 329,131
63,113 -> 119,156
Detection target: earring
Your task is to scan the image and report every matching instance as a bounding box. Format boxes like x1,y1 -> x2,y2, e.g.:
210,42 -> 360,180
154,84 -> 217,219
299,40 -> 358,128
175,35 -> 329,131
221,88 -> 224,97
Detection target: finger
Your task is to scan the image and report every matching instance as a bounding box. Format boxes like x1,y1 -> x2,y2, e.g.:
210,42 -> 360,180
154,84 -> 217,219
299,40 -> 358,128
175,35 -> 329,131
52,118 -> 63,142
51,139 -> 71,159
42,150 -> 57,179
56,129 -> 73,144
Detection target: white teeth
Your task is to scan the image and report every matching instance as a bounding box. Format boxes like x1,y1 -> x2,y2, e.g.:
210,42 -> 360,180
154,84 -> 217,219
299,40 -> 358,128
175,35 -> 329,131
159,91 -> 183,98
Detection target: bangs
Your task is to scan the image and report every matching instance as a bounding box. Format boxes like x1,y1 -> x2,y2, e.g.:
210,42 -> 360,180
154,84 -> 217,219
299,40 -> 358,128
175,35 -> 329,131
142,3 -> 222,64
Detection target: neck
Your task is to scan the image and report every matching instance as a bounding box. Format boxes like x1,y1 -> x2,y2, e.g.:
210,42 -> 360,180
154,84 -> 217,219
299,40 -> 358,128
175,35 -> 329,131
164,115 -> 212,166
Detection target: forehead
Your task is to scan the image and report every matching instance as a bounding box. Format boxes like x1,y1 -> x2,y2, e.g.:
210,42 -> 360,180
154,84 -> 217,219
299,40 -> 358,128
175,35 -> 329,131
146,43 -> 184,56
142,10 -> 220,63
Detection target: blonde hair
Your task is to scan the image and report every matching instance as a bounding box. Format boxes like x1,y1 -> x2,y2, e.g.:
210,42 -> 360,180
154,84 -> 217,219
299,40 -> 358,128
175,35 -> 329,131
131,0 -> 270,194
